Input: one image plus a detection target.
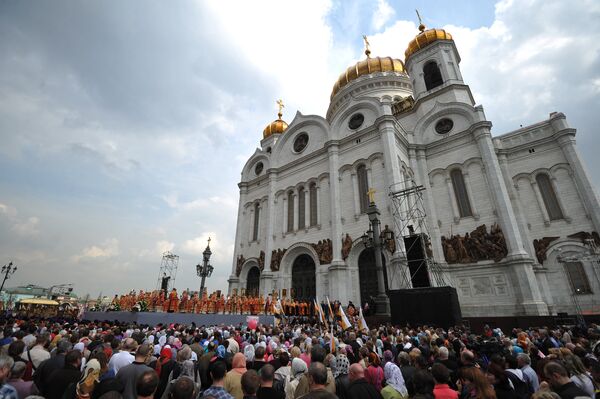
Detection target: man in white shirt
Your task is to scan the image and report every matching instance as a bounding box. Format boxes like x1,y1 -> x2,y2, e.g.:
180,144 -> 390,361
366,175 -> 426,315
22,326 -> 37,349
21,335 -> 50,371
517,353 -> 540,393
108,338 -> 137,374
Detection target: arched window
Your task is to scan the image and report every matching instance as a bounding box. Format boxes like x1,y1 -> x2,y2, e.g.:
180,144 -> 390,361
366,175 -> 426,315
536,173 -> 563,220
309,183 -> 318,227
423,61 -> 443,91
564,262 -> 592,294
298,187 -> 305,230
357,164 -> 370,213
287,191 -> 294,233
252,202 -> 260,241
450,169 -> 473,217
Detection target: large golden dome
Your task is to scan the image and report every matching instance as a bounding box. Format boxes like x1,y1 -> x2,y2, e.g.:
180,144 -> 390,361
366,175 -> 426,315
405,24 -> 453,60
331,56 -> 406,100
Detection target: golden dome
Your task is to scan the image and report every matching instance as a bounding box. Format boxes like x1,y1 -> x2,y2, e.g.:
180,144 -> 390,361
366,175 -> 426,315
405,26 -> 453,60
331,56 -> 406,100
263,100 -> 288,139
263,118 -> 288,138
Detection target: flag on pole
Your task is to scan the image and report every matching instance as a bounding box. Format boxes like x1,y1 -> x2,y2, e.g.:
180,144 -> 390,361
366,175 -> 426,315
274,299 -> 285,317
330,323 -> 336,354
358,305 -> 369,332
337,304 -> 352,330
314,298 -> 327,328
326,297 -> 334,323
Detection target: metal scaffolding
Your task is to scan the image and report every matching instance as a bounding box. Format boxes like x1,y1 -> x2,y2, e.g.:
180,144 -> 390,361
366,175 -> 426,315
389,178 -> 447,288
156,251 -> 179,291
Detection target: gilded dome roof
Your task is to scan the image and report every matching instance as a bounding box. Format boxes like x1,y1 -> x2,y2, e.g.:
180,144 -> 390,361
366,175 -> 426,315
405,25 -> 453,60
263,118 -> 288,138
330,56 -> 406,100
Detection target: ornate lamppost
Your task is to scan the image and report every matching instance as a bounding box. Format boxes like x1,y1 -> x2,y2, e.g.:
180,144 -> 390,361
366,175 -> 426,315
556,237 -> 600,328
196,238 -> 214,294
360,189 -> 392,317
0,262 -> 17,294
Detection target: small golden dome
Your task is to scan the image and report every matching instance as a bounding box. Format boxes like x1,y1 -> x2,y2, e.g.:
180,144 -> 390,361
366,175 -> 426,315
263,118 -> 288,138
263,99 -> 288,139
331,56 -> 406,100
405,27 -> 453,60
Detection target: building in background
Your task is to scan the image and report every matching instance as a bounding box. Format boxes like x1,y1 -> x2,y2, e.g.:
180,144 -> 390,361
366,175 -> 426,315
228,23 -> 600,317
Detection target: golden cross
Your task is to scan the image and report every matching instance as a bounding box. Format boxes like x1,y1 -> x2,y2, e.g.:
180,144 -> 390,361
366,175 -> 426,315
415,9 -> 425,32
367,187 -> 376,204
276,99 -> 285,118
362,35 -> 371,57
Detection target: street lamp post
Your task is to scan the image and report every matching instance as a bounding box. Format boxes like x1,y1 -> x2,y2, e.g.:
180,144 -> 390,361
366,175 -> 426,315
0,262 -> 17,294
360,189 -> 391,317
196,238 -> 214,294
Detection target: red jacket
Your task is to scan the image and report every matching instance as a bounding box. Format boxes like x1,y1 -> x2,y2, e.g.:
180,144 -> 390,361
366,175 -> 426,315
434,384 -> 459,399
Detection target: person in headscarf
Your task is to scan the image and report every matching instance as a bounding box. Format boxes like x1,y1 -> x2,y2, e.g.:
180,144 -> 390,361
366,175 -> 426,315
365,352 -> 384,391
382,362 -> 408,399
244,344 -> 255,363
225,352 -> 247,399
335,354 -> 351,399
285,358 -> 307,399
154,347 -> 175,399
345,345 -> 357,365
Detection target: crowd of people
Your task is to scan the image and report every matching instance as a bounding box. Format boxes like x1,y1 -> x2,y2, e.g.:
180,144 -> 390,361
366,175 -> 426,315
103,289 -> 336,317
0,316 -> 598,399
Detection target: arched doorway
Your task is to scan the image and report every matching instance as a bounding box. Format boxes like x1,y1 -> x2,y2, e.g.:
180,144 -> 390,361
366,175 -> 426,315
358,249 -> 387,306
292,254 -> 316,300
246,266 -> 260,297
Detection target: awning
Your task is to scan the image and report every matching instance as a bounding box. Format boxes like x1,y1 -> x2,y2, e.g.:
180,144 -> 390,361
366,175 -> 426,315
18,298 -> 59,305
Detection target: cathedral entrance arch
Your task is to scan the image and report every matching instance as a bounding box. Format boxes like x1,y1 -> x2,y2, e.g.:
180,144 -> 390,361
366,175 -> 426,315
291,254 -> 316,300
246,266 -> 260,297
358,249 -> 387,306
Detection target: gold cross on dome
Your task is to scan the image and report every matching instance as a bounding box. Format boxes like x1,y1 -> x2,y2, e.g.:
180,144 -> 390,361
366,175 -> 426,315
362,35 -> 371,57
367,187 -> 376,204
276,99 -> 285,118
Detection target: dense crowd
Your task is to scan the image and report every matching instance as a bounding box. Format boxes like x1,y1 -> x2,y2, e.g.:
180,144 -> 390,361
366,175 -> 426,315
0,317 -> 598,399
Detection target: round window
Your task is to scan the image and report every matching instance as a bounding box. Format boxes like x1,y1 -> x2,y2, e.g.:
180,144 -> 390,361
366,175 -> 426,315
435,118 -> 454,134
293,133 -> 309,153
348,113 -> 364,130
254,162 -> 264,175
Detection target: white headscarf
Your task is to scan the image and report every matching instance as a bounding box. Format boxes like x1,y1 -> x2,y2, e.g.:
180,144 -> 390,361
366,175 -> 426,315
244,344 -> 255,362
384,362 -> 408,397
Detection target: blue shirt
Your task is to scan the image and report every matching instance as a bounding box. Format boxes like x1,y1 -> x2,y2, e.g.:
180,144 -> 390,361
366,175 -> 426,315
202,386 -> 234,399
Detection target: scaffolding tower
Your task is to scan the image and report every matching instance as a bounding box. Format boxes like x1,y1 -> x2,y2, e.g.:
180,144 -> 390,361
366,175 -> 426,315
389,178 -> 448,288
156,251 -> 179,291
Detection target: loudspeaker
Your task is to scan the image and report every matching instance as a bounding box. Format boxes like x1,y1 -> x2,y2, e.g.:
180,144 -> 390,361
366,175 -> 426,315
388,286 -> 462,327
403,234 -> 431,287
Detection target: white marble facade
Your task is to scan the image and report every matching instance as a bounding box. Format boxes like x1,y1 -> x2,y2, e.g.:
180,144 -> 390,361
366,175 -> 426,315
227,27 -> 600,317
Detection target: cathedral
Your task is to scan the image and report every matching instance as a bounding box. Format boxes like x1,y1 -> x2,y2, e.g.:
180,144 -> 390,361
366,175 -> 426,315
227,22 -> 600,317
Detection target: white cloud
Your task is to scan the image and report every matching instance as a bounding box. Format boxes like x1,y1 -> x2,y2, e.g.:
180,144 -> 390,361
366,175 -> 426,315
162,194 -> 237,212
12,216 -> 40,236
156,240 -> 174,255
73,238 -> 119,261
372,0 -> 395,31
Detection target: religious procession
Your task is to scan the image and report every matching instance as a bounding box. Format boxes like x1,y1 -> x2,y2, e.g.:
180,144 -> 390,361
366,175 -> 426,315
103,288 -> 351,318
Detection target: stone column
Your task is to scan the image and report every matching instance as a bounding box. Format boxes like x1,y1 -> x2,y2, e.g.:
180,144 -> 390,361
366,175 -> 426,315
316,185 -> 321,226
248,207 -> 255,242
473,124 -> 547,315
462,170 -> 479,219
228,185 -> 247,292
282,195 -> 287,234
552,114 -> 600,232
327,143 -> 347,303
265,172 -> 277,271
530,178 -> 551,226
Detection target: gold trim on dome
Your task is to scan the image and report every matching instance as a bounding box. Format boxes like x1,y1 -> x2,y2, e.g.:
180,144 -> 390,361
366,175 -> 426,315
405,28 -> 453,60
263,99 -> 288,139
330,56 -> 406,100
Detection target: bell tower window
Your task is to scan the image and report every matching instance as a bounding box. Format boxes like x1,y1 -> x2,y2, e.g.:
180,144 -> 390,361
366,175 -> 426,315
423,61 -> 443,91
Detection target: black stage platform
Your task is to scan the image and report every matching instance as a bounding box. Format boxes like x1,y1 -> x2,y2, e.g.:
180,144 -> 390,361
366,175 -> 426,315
82,311 -> 275,326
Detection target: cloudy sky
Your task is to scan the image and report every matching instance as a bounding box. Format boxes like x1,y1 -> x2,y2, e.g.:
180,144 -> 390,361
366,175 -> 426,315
0,0 -> 599,298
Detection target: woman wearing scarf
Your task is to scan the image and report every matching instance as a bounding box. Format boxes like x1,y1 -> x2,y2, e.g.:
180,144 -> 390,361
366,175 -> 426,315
345,345 -> 357,365
382,362 -> 408,399
225,352 -> 247,399
335,354 -> 351,399
154,346 -> 175,399
285,357 -> 308,399
383,350 -> 394,368
365,352 -> 384,391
